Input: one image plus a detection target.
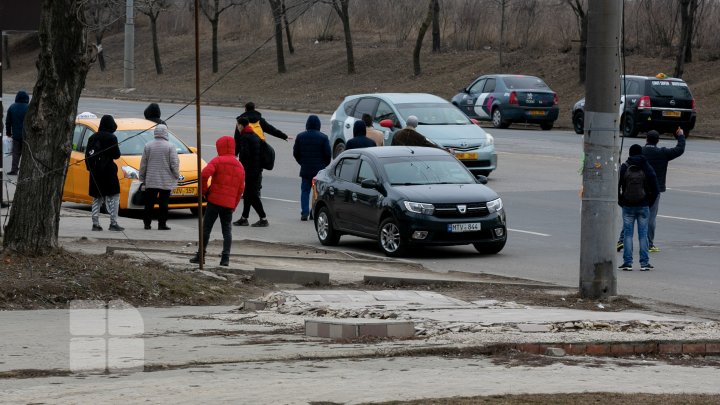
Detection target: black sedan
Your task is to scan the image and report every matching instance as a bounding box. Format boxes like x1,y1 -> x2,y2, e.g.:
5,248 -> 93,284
312,147 -> 507,257
451,74 -> 558,130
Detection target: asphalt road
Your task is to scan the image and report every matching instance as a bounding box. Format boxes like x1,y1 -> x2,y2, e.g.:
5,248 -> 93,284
55,97 -> 720,312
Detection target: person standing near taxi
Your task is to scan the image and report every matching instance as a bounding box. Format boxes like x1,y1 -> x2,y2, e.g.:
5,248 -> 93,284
293,115 -> 331,221
85,115 -> 124,232
139,124 -> 180,230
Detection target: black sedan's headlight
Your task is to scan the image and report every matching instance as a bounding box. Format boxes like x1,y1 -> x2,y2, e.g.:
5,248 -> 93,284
403,201 -> 435,215
487,198 -> 503,213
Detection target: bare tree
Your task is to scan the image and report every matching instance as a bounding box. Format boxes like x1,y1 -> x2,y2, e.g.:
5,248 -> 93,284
566,0 -> 588,83
83,0 -> 122,71
4,0 -> 93,254
495,0 -> 508,67
2,34 -> 10,69
282,0 -> 294,54
674,0 -> 701,79
199,0 -> 247,73
137,0 -> 172,75
267,0 -> 287,73
431,0 -> 440,52
324,0 -> 355,74
413,0 -> 434,76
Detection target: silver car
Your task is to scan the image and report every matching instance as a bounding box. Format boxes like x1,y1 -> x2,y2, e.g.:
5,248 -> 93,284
329,93 -> 497,176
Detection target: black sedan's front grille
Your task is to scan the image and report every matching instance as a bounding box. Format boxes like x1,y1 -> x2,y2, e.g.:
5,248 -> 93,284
433,202 -> 489,218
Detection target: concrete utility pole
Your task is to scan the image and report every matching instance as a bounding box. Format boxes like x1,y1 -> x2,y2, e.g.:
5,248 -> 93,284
579,0 -> 622,299
124,0 -> 135,88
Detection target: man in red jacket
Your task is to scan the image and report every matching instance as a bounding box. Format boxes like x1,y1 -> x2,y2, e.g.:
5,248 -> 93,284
191,136 -> 245,266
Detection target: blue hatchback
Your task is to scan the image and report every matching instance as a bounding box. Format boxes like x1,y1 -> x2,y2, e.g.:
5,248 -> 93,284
451,74 -> 559,130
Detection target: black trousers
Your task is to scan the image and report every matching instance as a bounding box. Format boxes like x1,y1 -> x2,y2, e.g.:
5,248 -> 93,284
202,202 -> 233,256
144,188 -> 171,226
241,173 -> 266,219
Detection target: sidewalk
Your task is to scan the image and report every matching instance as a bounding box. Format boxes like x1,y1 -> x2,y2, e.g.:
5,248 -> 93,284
2,162 -> 720,403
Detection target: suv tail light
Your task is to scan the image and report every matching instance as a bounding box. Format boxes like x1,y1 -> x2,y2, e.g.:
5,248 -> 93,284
509,91 -> 518,105
692,99 -> 696,111
638,95 -> 651,109
553,93 -> 558,105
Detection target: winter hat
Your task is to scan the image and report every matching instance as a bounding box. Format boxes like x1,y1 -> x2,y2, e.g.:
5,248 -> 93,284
406,115 -> 419,128
99,115 -> 117,133
353,120 -> 366,137
645,130 -> 660,145
629,144 -> 643,156
154,124 -> 168,139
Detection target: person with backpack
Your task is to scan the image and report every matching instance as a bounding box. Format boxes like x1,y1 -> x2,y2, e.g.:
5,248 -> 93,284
238,102 -> 289,141
233,118 -> 269,227
618,144 -> 659,271
85,115 -> 124,232
293,115 -> 331,221
617,127 -> 686,253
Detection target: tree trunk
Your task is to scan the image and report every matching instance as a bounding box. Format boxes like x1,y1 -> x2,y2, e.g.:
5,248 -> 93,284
498,0 -> 505,67
4,0 -> 91,255
96,34 -> 106,71
413,0 -> 434,76
151,16 -> 163,75
211,17 -> 219,73
3,34 -> 9,69
336,0 -> 355,74
282,0 -> 294,54
269,0 -> 286,73
674,0 -> 691,78
684,0 -> 698,63
579,13 -> 588,84
431,0 -> 440,53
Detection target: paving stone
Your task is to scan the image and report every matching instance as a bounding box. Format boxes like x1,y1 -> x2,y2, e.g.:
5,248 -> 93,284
545,347 -> 566,357
517,324 -> 551,333
255,268 -> 329,285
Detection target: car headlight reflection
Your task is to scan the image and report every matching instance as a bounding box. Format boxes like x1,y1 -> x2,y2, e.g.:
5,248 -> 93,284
485,133 -> 494,146
404,201 -> 435,215
487,198 -> 503,213
122,165 -> 140,180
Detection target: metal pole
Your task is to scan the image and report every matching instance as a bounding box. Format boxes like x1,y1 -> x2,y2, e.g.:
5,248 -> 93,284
579,0 -> 622,299
194,0 -> 204,269
123,0 -> 135,88
0,30 -> 7,216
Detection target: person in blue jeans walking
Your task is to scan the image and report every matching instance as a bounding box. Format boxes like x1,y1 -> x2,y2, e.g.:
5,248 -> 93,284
293,115 -> 331,221
618,144 -> 659,271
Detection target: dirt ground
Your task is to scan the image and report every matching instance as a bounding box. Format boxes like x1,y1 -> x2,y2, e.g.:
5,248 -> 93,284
3,30 -> 720,137
360,393 -> 720,405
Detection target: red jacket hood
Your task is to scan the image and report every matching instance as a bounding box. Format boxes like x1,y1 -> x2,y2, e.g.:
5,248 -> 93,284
216,136 -> 236,156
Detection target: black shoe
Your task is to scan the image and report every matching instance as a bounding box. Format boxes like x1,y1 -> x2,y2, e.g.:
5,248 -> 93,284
301,216 -> 308,221
618,263 -> 632,271
233,218 -> 249,226
220,255 -> 230,266
108,224 -> 125,232
7,171 -> 18,176
92,224 -> 103,231
158,225 -> 171,230
144,223 -> 152,230
251,218 -> 269,227
640,264 -> 654,271
189,253 -> 206,264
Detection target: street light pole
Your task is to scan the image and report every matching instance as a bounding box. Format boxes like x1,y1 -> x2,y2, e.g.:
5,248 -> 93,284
579,0 -> 623,299
124,0 -> 135,89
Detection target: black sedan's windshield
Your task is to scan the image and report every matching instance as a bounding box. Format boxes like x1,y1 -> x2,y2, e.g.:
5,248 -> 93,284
382,156 -> 476,185
395,103 -> 471,125
115,130 -> 191,155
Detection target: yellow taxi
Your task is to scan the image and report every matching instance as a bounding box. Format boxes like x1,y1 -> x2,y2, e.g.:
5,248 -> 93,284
62,114 -> 207,213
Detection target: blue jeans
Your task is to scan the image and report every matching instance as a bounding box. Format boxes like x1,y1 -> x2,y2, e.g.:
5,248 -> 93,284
622,205 -> 650,266
300,177 -> 312,217
618,194 -> 660,246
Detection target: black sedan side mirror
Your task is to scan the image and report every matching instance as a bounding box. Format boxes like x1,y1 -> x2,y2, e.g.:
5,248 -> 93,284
361,179 -> 379,189
475,175 -> 488,185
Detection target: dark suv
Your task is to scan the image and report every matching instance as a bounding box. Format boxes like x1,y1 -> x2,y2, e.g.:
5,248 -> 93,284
572,74 -> 696,137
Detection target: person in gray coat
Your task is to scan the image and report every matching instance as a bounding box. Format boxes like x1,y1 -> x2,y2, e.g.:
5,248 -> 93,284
139,124 -> 180,230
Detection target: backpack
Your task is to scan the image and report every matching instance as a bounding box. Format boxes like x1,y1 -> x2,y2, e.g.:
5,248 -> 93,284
622,165 -> 646,204
260,140 -> 275,170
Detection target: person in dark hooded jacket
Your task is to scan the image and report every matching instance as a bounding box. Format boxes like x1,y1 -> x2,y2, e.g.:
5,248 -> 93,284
5,90 -> 30,175
345,120 -> 377,150
85,115 -> 124,231
293,115 -> 331,220
143,103 -> 166,125
233,118 -> 269,227
617,144 -> 659,272
237,102 -> 288,141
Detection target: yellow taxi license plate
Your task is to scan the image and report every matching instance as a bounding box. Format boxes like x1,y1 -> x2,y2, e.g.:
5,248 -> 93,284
172,187 -> 197,196
455,152 -> 478,160
662,110 -> 681,117
529,110 -> 546,116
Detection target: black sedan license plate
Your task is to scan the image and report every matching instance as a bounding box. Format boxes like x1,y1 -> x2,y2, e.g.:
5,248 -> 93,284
448,223 -> 481,232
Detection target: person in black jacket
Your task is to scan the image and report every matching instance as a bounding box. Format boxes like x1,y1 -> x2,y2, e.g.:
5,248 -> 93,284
85,115 -> 124,232
143,103 -> 166,125
617,128 -> 686,252
293,115 -> 331,221
238,102 -> 288,141
390,115 -> 437,148
345,120 -> 376,150
234,118 -> 268,227
5,90 -> 30,175
618,144 -> 659,272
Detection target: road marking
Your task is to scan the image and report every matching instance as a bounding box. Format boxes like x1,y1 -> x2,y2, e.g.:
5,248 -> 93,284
666,187 -> 720,196
263,196 -> 299,203
508,228 -> 551,237
658,215 -> 720,225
